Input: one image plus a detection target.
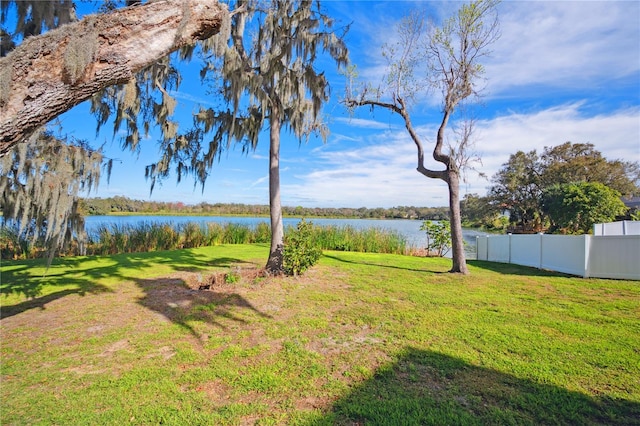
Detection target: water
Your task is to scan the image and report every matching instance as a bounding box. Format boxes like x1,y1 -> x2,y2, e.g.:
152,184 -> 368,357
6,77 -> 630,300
84,215 -> 491,257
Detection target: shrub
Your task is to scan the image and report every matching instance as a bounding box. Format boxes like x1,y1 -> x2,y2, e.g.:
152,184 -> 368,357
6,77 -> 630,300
0,225 -> 31,259
224,269 -> 240,284
283,219 -> 322,276
420,220 -> 451,257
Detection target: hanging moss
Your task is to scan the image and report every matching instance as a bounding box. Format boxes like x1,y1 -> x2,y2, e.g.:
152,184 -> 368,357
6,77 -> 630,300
62,21 -> 98,85
0,63 -> 11,107
0,130 -> 102,261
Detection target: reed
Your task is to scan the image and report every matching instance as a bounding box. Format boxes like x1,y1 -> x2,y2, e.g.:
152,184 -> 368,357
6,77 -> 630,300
298,224 -> 408,254
1,220 -> 409,259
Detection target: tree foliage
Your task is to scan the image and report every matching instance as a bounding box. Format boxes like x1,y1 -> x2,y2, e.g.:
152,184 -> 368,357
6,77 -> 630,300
344,0 -> 500,274
542,182 -> 628,234
0,0 -> 76,52
490,142 -> 639,232
80,196 -> 450,220
539,142 -> 639,197
420,220 -> 451,257
489,150 -> 543,231
283,219 -> 322,276
460,193 -> 506,230
138,0 -> 348,273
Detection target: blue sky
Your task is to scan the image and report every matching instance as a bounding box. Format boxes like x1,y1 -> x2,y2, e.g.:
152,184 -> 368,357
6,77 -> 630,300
55,1 -> 640,208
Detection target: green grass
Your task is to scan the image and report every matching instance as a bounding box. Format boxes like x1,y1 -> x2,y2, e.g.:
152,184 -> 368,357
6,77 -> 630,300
1,246 -> 639,425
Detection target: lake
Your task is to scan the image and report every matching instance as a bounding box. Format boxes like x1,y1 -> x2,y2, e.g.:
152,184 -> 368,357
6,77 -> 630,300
84,215 -> 491,257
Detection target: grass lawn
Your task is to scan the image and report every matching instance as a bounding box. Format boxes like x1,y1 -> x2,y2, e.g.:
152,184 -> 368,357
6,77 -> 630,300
1,244 -> 639,425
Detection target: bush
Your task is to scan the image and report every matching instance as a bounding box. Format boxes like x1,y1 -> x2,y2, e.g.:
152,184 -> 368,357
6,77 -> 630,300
283,219 -> 322,276
0,225 -> 32,260
420,220 -> 451,257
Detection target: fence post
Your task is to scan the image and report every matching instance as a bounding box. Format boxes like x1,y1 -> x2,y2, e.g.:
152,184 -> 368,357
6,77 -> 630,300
538,233 -> 544,270
476,236 -> 479,260
508,233 -> 512,264
486,236 -> 490,261
583,234 -> 591,278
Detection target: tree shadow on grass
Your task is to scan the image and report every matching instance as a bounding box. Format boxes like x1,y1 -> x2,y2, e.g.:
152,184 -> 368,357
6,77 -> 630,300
134,276 -> 271,339
312,347 -> 639,425
468,260 -> 575,278
0,248 -> 260,321
0,286 -> 112,319
322,253 -> 450,274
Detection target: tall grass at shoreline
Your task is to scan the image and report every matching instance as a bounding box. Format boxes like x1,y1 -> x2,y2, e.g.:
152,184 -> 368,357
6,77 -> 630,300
0,220 -> 408,259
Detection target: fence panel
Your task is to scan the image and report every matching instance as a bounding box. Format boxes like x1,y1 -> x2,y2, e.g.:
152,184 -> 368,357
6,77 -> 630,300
487,236 -> 510,263
476,236 -> 488,261
593,221 -> 640,236
625,221 -> 640,235
476,233 -> 639,280
587,236 -> 640,280
540,235 -> 588,277
511,234 -> 541,268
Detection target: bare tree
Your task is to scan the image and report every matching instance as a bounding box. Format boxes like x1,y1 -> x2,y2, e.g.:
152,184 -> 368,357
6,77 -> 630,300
0,0 -> 228,156
344,1 -> 500,274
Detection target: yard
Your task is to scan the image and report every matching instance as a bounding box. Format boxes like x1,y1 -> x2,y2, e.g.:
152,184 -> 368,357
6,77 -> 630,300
1,244 -> 638,424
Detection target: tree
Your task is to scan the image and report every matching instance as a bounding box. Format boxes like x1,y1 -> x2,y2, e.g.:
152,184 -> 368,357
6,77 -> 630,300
420,220 -> 451,257
0,0 -> 229,156
0,0 -> 232,259
0,130 -> 101,260
489,150 -> 543,232
460,193 -> 505,230
344,1 -> 500,274
143,0 -> 348,274
539,142 -> 639,197
542,182 -> 628,234
490,142 -> 640,232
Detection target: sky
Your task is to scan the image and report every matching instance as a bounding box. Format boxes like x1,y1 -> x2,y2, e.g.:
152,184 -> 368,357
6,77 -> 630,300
54,0 -> 640,208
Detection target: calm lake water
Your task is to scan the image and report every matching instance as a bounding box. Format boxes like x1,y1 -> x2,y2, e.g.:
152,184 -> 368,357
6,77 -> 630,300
84,215 -> 490,257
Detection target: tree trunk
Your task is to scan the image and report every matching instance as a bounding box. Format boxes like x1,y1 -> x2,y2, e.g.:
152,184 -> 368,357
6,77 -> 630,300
265,108 -> 284,274
447,171 -> 469,274
0,0 -> 228,156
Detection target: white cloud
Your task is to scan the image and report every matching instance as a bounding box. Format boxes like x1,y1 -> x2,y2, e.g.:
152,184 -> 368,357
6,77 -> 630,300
486,1 -> 640,95
250,174 -> 269,187
345,1 -> 639,102
281,103 -> 639,207
169,90 -> 217,107
470,104 -> 640,193
334,117 -> 400,130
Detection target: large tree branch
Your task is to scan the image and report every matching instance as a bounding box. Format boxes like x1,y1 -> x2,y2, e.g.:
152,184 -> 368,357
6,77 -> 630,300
396,97 -> 448,181
344,96 -> 448,181
433,107 -> 454,167
0,0 -> 228,156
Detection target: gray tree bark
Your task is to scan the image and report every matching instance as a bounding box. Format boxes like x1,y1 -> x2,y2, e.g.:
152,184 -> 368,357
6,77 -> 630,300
266,105 -> 285,274
0,0 -> 228,156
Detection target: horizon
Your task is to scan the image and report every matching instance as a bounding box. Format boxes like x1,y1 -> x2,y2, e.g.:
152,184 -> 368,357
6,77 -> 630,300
80,195 -> 451,211
12,0 -> 638,208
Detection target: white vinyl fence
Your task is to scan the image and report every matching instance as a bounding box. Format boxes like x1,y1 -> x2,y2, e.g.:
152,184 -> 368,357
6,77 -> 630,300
593,220 -> 640,236
476,233 -> 640,280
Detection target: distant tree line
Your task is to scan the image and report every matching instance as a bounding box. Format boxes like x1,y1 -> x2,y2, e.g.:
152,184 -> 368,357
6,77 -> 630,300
79,196 -> 450,221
